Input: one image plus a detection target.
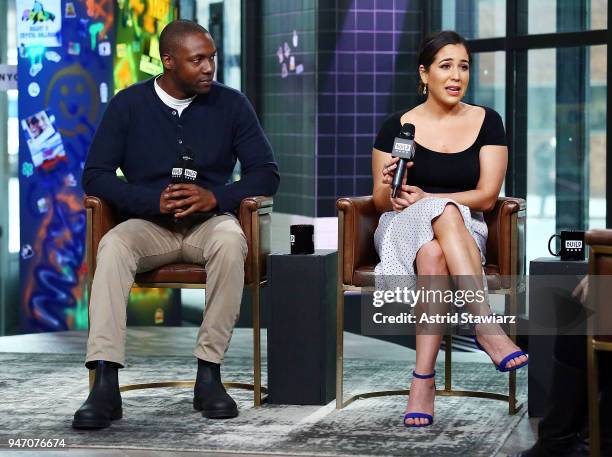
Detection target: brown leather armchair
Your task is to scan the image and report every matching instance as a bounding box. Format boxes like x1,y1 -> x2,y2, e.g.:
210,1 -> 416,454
336,196 -> 526,413
85,195 -> 273,406
586,229 -> 612,457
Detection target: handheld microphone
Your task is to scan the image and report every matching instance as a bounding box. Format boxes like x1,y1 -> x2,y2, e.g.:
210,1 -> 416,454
171,147 -> 198,184
391,123 -> 416,198
169,147 -> 201,224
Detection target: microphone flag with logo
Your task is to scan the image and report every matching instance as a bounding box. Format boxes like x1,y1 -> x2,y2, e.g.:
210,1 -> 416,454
171,146 -> 198,184
391,123 -> 416,198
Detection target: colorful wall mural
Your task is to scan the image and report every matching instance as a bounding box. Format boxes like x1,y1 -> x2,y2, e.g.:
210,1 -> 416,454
114,0 -> 175,93
17,0 -> 179,332
17,0 -> 114,331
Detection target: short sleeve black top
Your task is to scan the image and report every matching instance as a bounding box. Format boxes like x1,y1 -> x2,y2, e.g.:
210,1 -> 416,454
373,105 -> 506,194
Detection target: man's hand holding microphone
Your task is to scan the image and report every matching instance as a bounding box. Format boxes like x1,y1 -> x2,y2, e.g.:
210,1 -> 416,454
160,184 -> 217,218
159,147 -> 218,218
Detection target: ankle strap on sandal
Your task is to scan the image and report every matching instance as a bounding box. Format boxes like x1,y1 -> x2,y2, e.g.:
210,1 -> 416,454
412,370 -> 436,379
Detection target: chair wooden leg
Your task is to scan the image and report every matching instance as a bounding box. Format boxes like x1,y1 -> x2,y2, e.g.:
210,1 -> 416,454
252,282 -> 261,407
508,287 -> 518,414
444,334 -> 452,391
508,370 -> 517,414
588,336 -> 600,457
86,208 -> 94,392
336,288 -> 344,409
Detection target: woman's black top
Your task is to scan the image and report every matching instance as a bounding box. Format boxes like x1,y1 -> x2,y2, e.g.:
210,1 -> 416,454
373,105 -> 507,194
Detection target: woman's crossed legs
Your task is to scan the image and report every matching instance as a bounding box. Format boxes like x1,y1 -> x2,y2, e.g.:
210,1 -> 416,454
404,203 -> 528,426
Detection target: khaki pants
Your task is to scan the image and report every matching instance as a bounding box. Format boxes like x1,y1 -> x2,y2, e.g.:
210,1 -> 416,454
85,214 -> 247,367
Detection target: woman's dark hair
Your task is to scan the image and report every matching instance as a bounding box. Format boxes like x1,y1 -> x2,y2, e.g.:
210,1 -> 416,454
417,30 -> 471,95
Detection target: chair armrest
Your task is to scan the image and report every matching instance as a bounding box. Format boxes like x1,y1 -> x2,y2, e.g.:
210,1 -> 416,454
484,197 -> 526,278
586,229 -> 612,277
85,196 -> 119,273
586,229 -> 612,247
239,196 -> 273,284
337,196 -> 380,285
239,196 -> 273,214
585,229 -> 612,341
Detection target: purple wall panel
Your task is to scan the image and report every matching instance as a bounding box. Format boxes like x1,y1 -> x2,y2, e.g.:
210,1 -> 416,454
316,1 -> 423,216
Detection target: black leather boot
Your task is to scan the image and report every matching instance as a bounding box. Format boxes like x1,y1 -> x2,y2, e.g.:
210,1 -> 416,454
72,361 -> 122,429
510,357 -> 588,457
193,359 -> 238,419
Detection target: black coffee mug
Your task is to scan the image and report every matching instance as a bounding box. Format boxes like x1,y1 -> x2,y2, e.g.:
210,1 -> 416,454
290,224 -> 314,255
548,230 -> 585,261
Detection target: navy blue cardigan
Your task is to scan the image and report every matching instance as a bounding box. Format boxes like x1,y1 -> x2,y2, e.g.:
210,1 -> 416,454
82,78 -> 279,217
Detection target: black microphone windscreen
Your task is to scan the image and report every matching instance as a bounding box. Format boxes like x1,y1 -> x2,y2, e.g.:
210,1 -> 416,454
400,123 -> 415,138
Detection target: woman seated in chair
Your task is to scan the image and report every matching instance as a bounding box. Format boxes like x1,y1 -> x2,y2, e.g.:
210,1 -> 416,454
372,30 -> 528,428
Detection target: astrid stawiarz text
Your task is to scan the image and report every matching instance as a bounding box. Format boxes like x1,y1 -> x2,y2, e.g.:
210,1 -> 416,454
371,312 -> 517,325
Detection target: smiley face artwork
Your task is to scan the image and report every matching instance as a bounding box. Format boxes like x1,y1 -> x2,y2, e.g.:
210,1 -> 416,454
17,0 -> 116,333
44,63 -> 100,138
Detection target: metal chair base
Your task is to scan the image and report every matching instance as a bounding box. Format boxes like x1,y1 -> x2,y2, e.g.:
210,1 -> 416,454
336,285 -> 522,415
338,388 -> 522,411
118,380 -> 268,404
88,372 -> 268,402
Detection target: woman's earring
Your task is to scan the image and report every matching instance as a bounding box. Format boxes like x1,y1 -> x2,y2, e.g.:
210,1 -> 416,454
423,84 -> 428,95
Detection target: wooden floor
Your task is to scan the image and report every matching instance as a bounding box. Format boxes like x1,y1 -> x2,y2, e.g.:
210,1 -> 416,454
0,327 -> 538,457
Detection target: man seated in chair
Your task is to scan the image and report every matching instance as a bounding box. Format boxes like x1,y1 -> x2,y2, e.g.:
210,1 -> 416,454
72,20 -> 279,429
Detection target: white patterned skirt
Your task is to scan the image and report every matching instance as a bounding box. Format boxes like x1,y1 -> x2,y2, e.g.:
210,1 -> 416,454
374,197 -> 488,290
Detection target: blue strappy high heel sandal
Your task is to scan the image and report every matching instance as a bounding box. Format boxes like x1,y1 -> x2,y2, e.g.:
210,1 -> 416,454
473,336 -> 528,372
403,370 -> 435,428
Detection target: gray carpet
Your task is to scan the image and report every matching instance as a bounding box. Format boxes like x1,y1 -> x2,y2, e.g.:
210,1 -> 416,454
0,352 -> 527,456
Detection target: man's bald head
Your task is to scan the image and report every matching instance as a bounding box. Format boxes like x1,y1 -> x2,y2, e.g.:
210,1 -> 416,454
159,20 -> 211,58
157,20 -> 216,97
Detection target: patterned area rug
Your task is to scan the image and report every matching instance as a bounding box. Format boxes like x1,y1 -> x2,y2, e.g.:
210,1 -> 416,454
0,352 -> 527,456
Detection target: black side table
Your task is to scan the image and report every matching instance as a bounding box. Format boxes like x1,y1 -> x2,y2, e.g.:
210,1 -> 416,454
267,250 -> 337,405
528,257 -> 588,417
